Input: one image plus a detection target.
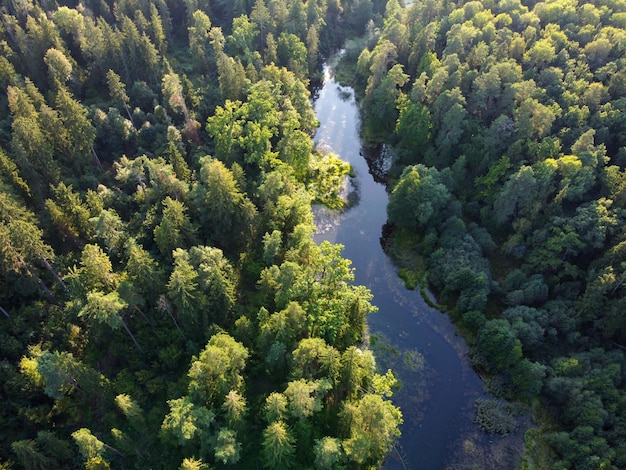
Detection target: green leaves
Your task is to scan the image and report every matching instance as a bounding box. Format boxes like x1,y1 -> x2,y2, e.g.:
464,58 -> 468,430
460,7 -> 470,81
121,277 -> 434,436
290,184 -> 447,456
188,333 -> 249,406
192,157 -> 257,251
284,378 -> 330,420
261,421 -> 296,470
72,429 -> 106,463
387,164 -> 452,230
476,319 -> 523,373
313,437 -> 345,469
79,291 -> 127,329
0,4 -> 407,470
162,397 -> 215,446
214,428 -> 241,464
341,394 -> 402,466
306,151 -> 351,208
260,241 -> 376,348
154,197 -> 195,258
394,99 -> 432,164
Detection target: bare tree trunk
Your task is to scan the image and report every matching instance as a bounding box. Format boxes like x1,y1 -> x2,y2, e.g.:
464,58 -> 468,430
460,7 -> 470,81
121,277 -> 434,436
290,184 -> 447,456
134,305 -> 152,325
41,256 -> 66,290
35,274 -> 54,299
119,317 -> 144,353
92,147 -> 103,170
0,305 -> 10,318
124,103 -> 135,127
103,442 -> 125,457
157,295 -> 186,340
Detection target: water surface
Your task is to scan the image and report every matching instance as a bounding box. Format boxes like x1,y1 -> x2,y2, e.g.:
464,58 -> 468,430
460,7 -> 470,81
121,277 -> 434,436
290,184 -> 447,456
312,61 -> 522,469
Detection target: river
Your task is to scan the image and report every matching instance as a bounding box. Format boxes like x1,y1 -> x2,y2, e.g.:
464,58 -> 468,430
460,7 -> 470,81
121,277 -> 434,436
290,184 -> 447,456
312,61 -> 524,469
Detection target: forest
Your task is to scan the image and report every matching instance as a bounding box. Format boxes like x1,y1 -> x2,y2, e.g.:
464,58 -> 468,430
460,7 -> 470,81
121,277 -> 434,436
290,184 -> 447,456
3,0 -> 626,468
340,0 -> 626,468
0,0 -> 403,468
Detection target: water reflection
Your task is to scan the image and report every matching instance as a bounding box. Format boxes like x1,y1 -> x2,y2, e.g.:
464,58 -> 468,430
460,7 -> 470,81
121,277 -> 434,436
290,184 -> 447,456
362,142 -> 394,185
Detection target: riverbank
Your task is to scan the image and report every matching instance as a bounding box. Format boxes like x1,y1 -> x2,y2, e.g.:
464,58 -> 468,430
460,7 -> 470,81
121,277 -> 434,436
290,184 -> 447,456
312,57 -> 528,469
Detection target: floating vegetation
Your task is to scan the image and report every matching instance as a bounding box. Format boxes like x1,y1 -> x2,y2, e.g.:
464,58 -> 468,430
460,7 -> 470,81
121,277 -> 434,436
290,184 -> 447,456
403,349 -> 426,371
370,333 -> 401,362
474,398 -> 522,435
446,430 -> 525,470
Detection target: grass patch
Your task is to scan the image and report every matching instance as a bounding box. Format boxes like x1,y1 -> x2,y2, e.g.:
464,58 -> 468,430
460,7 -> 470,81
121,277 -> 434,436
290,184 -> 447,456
398,268 -> 420,290
383,226 -> 450,311
385,227 -> 425,270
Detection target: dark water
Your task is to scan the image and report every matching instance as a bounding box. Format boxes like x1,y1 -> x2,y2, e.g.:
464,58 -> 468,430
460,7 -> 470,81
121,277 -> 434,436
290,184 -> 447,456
312,62 -> 520,469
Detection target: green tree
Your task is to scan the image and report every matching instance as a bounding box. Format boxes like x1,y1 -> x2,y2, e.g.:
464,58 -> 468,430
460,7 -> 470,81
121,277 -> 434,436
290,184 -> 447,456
338,346 -> 376,399
251,0 -> 272,49
52,86 -> 97,171
46,182 -> 93,242
167,248 -> 200,322
258,301 -> 307,354
67,244 -> 115,294
43,47 -> 73,85
8,85 -> 58,199
191,157 -> 257,251
277,32 -> 308,79
313,437 -> 345,469
284,378 -> 330,420
205,100 -> 246,163
161,396 -> 214,448
395,99 -> 432,164
78,290 -> 143,352
188,10 -> 213,73
431,87 -> 467,164
306,24 -> 319,72
11,432 -> 72,470
227,14 -> 261,69
341,394 -> 402,467
71,429 -> 109,467
476,319 -> 523,372
188,333 -> 249,406
153,197 -> 195,258
261,421 -> 296,469
277,129 -> 312,180
211,27 -> 250,101
91,209 -> 127,257
106,69 -> 134,125
164,126 -> 191,182
264,392 -> 288,423
222,390 -> 247,428
125,239 -> 164,299
387,164 -> 452,230
291,337 -> 340,381
191,245 -> 236,321
0,194 -> 60,296
363,64 -> 408,139
214,428 -> 241,464
180,458 -> 208,470
162,72 -> 199,141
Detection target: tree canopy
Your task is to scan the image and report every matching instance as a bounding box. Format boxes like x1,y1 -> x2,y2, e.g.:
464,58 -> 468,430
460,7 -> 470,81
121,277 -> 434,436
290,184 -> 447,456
346,0 -> 626,467
0,1 -> 400,468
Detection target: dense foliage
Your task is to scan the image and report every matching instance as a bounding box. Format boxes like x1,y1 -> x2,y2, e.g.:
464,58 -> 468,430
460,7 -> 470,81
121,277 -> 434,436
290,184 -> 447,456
0,0 -> 403,468
347,0 -> 626,467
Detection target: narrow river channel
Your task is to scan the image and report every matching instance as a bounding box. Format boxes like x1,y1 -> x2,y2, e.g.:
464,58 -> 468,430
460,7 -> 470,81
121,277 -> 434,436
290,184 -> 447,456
312,60 -> 522,469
